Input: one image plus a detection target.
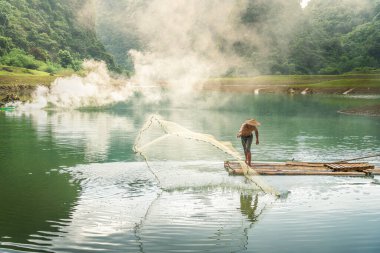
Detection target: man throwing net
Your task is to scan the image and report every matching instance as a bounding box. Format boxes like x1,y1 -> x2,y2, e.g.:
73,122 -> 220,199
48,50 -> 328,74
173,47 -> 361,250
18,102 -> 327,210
237,119 -> 260,167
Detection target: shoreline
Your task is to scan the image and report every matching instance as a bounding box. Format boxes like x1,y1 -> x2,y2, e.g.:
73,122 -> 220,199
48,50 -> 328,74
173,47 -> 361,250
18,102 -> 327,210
0,65 -> 74,102
1,72 -> 380,116
203,84 -> 380,95
202,74 -> 380,95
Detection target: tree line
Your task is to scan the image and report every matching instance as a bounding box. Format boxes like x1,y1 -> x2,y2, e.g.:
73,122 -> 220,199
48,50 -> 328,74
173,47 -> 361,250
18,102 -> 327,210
97,0 -> 380,75
224,0 -> 380,75
283,0 -> 380,74
0,0 -> 379,75
0,0 -> 116,74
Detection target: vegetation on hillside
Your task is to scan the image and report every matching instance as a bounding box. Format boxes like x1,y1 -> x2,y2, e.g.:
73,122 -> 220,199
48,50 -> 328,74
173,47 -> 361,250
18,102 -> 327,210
0,0 -> 379,77
285,0 -> 380,75
96,0 -> 380,76
227,0 -> 380,75
0,0 -> 116,73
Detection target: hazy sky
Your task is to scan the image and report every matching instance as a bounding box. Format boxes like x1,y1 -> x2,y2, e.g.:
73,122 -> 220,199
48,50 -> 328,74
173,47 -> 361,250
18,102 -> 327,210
301,0 -> 312,8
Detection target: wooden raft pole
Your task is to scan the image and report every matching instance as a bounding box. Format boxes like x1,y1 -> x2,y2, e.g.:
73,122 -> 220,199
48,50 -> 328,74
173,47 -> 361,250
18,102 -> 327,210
224,161 -> 379,177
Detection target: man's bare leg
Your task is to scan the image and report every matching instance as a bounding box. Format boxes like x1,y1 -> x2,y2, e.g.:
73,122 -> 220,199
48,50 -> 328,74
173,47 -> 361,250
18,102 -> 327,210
247,152 -> 252,167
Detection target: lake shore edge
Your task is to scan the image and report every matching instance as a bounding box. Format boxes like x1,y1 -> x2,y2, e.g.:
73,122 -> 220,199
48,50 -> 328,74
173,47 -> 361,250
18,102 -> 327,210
1,72 -> 380,116
203,74 -> 380,95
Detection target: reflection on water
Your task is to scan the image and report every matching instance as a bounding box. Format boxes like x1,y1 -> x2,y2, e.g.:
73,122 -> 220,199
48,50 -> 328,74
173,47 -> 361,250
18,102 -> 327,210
240,193 -> 260,223
7,109 -> 136,163
248,175 -> 380,253
135,190 -> 270,253
1,160 -> 272,252
4,94 -> 380,165
1,94 -> 380,252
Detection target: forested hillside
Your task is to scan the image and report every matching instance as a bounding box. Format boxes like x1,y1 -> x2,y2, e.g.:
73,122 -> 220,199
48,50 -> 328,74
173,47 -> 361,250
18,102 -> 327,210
96,0 -> 380,75
0,0 -> 379,76
245,0 -> 380,75
0,0 -> 115,73
286,0 -> 380,74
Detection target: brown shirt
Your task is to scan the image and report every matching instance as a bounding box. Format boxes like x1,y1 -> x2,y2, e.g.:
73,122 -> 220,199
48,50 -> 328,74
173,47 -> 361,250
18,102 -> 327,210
237,123 -> 257,137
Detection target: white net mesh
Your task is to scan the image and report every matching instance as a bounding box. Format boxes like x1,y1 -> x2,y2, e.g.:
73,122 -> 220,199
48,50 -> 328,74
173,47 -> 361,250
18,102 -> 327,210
133,114 -> 279,195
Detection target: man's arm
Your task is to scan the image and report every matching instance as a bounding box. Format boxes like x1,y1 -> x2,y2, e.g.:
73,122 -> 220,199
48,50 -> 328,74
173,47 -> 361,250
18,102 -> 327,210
254,127 -> 259,145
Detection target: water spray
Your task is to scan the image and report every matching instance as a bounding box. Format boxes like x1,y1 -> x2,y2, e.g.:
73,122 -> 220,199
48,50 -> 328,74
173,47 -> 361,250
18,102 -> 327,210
133,114 -> 281,196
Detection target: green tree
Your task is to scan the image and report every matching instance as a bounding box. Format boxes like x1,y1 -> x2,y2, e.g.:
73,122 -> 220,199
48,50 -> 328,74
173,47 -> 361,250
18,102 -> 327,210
29,47 -> 49,62
287,0 -> 379,74
58,49 -> 73,68
0,36 -> 13,56
1,48 -> 41,69
0,0 -> 116,71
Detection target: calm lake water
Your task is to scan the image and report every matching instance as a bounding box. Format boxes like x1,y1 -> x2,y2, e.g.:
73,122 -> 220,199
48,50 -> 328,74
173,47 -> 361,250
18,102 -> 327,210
1,93 -> 380,253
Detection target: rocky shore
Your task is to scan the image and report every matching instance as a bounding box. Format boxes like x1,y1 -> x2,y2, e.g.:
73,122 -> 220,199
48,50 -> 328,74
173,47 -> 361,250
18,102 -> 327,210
338,104 -> 380,117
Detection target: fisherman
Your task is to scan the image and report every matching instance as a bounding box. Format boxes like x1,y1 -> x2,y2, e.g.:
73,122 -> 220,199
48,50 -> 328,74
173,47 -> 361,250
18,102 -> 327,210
237,119 -> 260,167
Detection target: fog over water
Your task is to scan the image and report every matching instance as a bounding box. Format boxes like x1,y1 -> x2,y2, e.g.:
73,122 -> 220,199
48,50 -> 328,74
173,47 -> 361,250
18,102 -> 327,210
19,0 -> 376,109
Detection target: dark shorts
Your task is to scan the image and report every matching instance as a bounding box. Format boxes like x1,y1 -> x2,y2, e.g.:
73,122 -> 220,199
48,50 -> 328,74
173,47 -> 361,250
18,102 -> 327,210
241,134 -> 253,153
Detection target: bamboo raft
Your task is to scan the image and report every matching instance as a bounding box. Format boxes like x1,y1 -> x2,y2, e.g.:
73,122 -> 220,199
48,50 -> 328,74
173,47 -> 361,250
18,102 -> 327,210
224,161 -> 380,177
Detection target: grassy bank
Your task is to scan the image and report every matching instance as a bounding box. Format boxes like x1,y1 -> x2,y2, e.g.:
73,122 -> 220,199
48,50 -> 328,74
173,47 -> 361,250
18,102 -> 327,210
205,74 -> 380,94
0,65 -> 56,85
0,65 -> 76,102
1,66 -> 380,103
208,74 -> 380,86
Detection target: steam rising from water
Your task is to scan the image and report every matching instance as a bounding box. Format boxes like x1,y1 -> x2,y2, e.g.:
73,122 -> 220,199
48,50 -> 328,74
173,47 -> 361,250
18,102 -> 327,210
94,0 -> 301,106
21,0 -> 374,109
22,0 -> 304,109
25,61 -> 136,109
129,0 -> 249,86
25,0 -> 304,109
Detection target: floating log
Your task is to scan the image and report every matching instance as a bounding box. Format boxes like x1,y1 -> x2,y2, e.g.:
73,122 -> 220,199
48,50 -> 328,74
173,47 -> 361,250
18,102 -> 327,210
285,161 -> 325,167
224,161 -> 379,177
372,168 -> 380,175
324,163 -> 374,172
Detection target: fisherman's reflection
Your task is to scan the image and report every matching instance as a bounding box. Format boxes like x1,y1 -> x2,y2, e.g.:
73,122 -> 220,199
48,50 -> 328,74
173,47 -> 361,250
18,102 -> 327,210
240,193 -> 259,223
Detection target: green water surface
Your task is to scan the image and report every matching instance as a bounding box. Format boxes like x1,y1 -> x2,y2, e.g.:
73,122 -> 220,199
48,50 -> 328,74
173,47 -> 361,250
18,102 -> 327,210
0,93 -> 380,253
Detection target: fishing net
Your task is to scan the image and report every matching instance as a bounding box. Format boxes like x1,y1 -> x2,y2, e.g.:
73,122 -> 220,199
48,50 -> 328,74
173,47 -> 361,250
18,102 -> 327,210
133,114 -> 279,195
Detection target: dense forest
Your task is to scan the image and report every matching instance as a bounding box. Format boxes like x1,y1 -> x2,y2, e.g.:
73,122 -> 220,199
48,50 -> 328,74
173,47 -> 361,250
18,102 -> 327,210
0,0 -> 115,73
97,0 -> 380,75
285,0 -> 380,74
0,0 -> 379,76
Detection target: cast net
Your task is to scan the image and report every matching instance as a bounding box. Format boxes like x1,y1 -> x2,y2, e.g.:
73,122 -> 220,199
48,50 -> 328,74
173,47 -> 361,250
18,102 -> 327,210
133,115 -> 279,195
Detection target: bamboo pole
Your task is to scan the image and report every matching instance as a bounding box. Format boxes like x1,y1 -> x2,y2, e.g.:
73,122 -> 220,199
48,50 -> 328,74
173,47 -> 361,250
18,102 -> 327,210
336,153 -> 380,163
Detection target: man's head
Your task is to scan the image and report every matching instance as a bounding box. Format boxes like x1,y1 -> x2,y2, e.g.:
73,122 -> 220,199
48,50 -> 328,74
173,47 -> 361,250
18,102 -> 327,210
245,119 -> 261,127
